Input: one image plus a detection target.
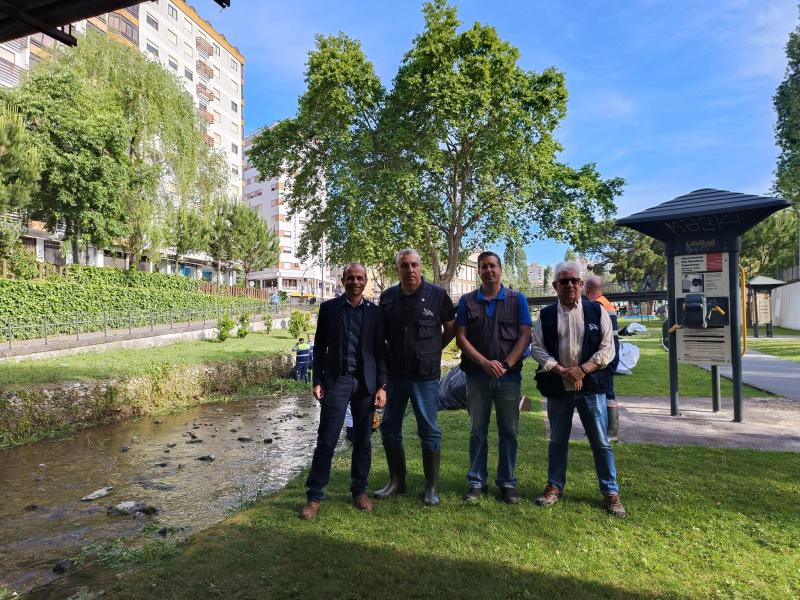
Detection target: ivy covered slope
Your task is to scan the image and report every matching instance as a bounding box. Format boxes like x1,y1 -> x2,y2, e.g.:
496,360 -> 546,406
0,266 -> 262,337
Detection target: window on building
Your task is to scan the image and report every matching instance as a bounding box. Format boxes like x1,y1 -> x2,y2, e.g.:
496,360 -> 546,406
146,41 -> 159,57
213,109 -> 221,123
231,143 -> 238,155
213,43 -> 220,56
213,133 -> 221,146
213,65 -> 220,79
168,4 -> 178,19
230,58 -> 238,71
168,56 -> 178,71
183,41 -> 192,58
230,77 -> 238,94
167,29 -> 177,45
146,14 -> 158,30
0,46 -> 15,65
231,165 -> 239,178
107,12 -> 138,44
184,67 -> 193,81
230,101 -> 238,113
231,121 -> 239,134
183,17 -> 192,34
212,86 -> 221,100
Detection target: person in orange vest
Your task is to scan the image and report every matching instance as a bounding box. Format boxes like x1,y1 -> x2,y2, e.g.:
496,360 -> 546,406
585,276 -> 620,441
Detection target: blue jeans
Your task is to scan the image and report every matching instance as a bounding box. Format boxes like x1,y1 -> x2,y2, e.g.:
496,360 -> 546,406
546,392 -> 619,495
380,378 -> 442,451
465,375 -> 521,489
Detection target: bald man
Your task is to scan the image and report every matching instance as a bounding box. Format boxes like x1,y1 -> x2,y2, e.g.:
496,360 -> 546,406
584,276 -> 620,441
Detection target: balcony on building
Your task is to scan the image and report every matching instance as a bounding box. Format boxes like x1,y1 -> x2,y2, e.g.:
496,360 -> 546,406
196,36 -> 213,57
196,59 -> 214,81
203,133 -> 214,147
198,107 -> 214,124
196,82 -> 214,103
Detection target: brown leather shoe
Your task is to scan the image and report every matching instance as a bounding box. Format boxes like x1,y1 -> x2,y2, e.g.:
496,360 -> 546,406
299,501 -> 320,520
353,493 -> 373,512
604,494 -> 627,518
535,484 -> 562,507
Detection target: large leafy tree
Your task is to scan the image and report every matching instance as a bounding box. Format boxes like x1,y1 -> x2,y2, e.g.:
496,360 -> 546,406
741,210 -> 798,277
229,202 -> 279,277
250,0 -> 622,288
0,102 -> 40,215
37,32 -> 215,267
577,221 -> 666,290
9,65 -> 130,264
774,9 -> 800,269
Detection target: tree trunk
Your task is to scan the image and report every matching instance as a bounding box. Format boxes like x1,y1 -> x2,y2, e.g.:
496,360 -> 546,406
71,237 -> 82,266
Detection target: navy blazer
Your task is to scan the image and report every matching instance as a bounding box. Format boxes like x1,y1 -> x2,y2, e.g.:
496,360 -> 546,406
311,295 -> 388,395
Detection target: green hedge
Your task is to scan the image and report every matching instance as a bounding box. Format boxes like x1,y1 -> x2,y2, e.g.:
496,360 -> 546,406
0,279 -> 268,340
49,265 -> 202,291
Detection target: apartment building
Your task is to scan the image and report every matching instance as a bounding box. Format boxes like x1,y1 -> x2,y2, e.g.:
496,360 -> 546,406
0,2 -> 243,281
242,130 -> 337,300
527,261 -> 545,286
136,0 -> 244,198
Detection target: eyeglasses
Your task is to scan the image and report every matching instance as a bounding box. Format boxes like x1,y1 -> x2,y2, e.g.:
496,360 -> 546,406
556,278 -> 582,286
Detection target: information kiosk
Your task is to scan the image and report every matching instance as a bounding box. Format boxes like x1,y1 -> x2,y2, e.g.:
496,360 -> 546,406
617,189 -> 790,422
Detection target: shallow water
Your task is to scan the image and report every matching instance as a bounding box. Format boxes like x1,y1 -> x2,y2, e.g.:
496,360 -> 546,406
0,394 -> 321,593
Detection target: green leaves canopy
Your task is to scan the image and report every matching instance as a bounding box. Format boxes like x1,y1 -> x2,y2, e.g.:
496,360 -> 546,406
249,0 -> 622,287
0,102 -> 40,214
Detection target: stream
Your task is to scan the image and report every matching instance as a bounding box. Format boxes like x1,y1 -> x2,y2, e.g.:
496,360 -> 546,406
0,394 -> 321,594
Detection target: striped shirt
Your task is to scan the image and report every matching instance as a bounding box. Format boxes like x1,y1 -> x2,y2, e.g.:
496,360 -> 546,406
531,299 -> 615,392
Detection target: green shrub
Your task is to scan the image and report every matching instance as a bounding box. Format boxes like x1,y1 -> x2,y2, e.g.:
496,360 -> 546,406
217,314 -> 235,342
0,278 -> 269,340
288,310 -> 311,339
237,312 -> 252,338
8,247 -> 37,280
56,265 -> 202,291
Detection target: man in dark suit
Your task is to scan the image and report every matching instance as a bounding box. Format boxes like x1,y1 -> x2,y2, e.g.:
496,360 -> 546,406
300,263 -> 388,520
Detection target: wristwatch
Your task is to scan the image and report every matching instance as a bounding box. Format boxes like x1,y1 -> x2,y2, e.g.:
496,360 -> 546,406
501,360 -> 510,370
579,365 -> 588,375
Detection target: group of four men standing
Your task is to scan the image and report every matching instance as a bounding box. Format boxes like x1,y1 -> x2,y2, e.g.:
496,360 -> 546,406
300,249 -> 626,520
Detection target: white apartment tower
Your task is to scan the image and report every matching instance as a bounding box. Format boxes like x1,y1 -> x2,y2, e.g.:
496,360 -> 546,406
0,2 -> 244,199
242,130 -> 337,300
138,1 -> 244,198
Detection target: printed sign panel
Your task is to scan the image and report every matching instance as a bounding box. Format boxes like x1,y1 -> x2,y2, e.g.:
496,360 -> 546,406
674,252 -> 732,365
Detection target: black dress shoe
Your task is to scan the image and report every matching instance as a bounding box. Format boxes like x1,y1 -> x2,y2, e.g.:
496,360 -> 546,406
500,487 -> 522,504
462,487 -> 487,502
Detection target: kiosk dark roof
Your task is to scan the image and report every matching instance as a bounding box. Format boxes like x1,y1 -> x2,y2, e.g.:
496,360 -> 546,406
617,188 -> 790,243
747,276 -> 787,292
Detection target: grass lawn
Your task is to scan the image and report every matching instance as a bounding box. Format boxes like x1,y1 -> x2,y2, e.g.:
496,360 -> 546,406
614,330 -> 768,398
747,338 -> 800,362
0,330 -> 296,389
747,325 -> 800,338
74,361 -> 799,600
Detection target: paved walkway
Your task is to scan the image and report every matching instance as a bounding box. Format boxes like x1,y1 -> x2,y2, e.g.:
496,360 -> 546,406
706,350 -> 800,401
543,396 -> 800,452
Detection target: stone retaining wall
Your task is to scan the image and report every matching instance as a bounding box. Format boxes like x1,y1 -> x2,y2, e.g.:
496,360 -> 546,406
0,353 -> 293,447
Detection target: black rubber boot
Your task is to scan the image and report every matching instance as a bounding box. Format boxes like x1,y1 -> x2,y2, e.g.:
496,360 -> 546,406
373,445 -> 406,499
607,406 -> 619,442
422,448 -> 441,506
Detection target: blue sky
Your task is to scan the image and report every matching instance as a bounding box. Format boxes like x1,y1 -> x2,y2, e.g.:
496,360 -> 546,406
195,0 -> 797,266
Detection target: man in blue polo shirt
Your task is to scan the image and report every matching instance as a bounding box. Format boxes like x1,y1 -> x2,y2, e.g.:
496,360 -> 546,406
455,251 -> 532,504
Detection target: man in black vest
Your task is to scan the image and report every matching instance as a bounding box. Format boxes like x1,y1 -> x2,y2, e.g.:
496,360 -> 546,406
456,251 -> 532,504
300,263 -> 388,520
531,261 -> 627,517
373,249 -> 455,506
